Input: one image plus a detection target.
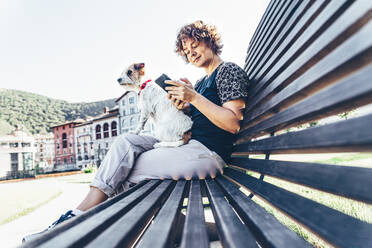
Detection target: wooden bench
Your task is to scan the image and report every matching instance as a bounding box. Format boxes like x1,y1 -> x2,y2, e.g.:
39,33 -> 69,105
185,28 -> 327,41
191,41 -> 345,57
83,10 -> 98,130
22,0 -> 372,247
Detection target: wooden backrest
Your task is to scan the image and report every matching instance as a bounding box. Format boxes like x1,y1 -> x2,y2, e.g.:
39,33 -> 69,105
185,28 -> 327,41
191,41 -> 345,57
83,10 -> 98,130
226,0 -> 372,247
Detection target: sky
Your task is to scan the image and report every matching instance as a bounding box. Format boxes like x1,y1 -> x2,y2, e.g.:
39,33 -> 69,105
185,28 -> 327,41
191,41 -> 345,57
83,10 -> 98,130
0,0 -> 270,103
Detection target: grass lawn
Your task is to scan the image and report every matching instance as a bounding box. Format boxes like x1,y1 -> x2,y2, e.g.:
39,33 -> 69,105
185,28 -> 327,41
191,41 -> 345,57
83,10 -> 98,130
0,179 -> 62,225
0,173 -> 95,226
240,152 -> 372,248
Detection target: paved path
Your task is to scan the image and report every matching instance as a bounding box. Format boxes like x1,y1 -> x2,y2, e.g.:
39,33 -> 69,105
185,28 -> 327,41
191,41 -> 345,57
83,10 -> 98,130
0,176 -> 91,248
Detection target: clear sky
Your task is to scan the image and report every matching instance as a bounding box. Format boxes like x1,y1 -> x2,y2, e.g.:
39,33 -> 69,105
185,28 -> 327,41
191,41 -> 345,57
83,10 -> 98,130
0,0 -> 269,103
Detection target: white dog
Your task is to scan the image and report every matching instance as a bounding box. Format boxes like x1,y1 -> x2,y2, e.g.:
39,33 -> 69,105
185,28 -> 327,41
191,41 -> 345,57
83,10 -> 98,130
117,63 -> 193,148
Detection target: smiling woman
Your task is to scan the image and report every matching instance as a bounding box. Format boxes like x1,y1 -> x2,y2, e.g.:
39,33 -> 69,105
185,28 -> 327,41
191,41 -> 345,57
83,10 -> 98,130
175,20 -> 223,64
166,20 -> 249,162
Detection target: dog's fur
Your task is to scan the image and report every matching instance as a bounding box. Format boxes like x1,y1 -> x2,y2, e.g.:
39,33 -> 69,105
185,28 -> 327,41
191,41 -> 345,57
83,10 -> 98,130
117,63 -> 193,148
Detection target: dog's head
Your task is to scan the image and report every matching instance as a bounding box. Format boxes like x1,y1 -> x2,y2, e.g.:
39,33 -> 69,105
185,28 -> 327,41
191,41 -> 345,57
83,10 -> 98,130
117,63 -> 146,91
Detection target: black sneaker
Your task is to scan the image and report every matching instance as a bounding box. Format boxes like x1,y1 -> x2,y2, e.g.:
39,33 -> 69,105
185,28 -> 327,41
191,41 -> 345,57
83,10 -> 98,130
22,210 -> 76,243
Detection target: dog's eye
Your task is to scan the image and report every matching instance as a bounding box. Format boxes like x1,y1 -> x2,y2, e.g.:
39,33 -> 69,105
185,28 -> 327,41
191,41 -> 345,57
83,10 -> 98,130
127,70 -> 132,76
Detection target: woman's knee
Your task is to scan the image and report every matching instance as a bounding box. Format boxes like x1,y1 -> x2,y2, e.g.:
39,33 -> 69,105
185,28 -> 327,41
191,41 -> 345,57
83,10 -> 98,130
113,133 -> 136,147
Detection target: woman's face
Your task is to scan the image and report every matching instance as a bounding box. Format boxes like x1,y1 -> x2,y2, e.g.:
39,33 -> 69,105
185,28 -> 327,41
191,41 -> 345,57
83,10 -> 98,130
182,39 -> 215,68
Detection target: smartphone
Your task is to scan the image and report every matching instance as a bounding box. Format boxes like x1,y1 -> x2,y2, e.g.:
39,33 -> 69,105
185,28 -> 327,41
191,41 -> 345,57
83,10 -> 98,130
155,73 -> 171,92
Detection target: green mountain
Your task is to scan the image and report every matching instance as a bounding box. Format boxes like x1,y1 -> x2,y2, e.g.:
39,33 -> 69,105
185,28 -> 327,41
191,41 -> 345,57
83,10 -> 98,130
0,88 -> 116,134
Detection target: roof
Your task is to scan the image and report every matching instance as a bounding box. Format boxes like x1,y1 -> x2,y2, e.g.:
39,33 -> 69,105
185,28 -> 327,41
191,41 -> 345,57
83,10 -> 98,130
50,120 -> 82,128
75,120 -> 93,127
93,109 -> 119,122
115,91 -> 136,102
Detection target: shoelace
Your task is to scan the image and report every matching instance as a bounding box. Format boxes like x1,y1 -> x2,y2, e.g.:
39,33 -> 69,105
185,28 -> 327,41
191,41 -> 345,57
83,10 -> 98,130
48,210 -> 75,229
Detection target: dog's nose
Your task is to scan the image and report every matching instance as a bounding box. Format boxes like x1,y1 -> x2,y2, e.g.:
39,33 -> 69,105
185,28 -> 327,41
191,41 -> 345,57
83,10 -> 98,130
117,78 -> 122,83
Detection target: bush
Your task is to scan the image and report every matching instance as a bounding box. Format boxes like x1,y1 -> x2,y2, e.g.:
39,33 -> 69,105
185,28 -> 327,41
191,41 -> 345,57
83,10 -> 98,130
84,167 -> 94,173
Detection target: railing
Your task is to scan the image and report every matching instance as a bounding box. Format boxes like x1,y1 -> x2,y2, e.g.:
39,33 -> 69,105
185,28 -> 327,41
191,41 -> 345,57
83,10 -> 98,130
0,170 -> 35,181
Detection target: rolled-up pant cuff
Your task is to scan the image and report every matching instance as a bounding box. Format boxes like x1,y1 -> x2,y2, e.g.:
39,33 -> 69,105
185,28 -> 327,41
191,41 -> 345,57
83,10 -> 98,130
90,178 -> 116,198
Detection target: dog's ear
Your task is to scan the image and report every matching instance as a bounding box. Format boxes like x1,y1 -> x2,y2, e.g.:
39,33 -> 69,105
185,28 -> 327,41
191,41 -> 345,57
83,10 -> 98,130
127,70 -> 132,76
134,63 -> 145,70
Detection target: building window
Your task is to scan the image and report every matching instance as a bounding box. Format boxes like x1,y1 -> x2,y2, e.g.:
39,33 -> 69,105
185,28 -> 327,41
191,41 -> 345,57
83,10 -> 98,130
96,125 -> 102,140
69,124 -> 72,128
70,157 -> 74,163
122,100 -> 125,106
63,126 -> 65,130
122,110 -> 126,116
64,158 -> 67,164
84,155 -> 89,160
130,117 -> 135,126
23,152 -> 33,170
62,133 -> 67,148
111,121 -> 117,137
103,123 -> 109,138
130,107 -> 135,114
57,159 -> 60,165
78,156 -> 82,161
11,153 -> 18,171
10,142 -> 18,148
84,143 -> 87,153
129,97 -> 134,104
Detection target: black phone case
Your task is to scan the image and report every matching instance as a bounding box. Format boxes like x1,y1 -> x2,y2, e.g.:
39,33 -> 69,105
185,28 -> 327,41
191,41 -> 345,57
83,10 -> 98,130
155,74 -> 171,92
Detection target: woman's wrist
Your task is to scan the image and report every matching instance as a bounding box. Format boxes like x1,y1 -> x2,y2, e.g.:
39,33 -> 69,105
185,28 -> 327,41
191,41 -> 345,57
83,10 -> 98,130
190,92 -> 202,106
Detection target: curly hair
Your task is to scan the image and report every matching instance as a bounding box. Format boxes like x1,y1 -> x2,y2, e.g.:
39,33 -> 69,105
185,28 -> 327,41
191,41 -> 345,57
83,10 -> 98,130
175,20 -> 223,63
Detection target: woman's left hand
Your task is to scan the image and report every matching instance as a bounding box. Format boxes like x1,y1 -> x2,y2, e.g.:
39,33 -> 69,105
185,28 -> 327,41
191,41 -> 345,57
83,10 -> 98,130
165,78 -> 197,103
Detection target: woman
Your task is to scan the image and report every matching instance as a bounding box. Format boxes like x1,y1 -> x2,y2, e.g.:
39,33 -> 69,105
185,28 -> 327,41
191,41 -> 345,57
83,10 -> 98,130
23,20 -> 249,242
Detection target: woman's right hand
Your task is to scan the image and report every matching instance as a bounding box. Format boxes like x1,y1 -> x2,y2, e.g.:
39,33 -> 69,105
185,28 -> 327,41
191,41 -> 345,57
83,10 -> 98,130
169,96 -> 190,110
167,78 -> 193,110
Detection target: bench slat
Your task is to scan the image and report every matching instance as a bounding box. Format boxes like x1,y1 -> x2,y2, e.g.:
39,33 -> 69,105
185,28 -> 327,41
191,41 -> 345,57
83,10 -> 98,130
24,180 -> 157,248
246,0 -> 276,54
245,0 -> 284,64
246,0 -> 353,102
21,180 -> 151,248
224,168 -> 372,248
85,180 -> 174,248
238,64 -> 372,142
230,158 -> 372,204
246,0 -> 312,79
235,112 -> 372,154
245,0 -> 327,77
180,180 -> 209,248
244,0 -> 299,75
137,180 -> 187,248
204,179 -> 258,248
215,176 -> 311,248
243,17 -> 372,130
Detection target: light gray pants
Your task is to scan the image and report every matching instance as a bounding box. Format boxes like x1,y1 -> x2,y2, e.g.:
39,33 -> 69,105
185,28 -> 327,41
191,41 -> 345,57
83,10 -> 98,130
90,133 -> 225,197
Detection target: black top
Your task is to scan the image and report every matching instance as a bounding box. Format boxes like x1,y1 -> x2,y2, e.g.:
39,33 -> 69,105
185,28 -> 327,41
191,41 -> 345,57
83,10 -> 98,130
190,62 -> 250,162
